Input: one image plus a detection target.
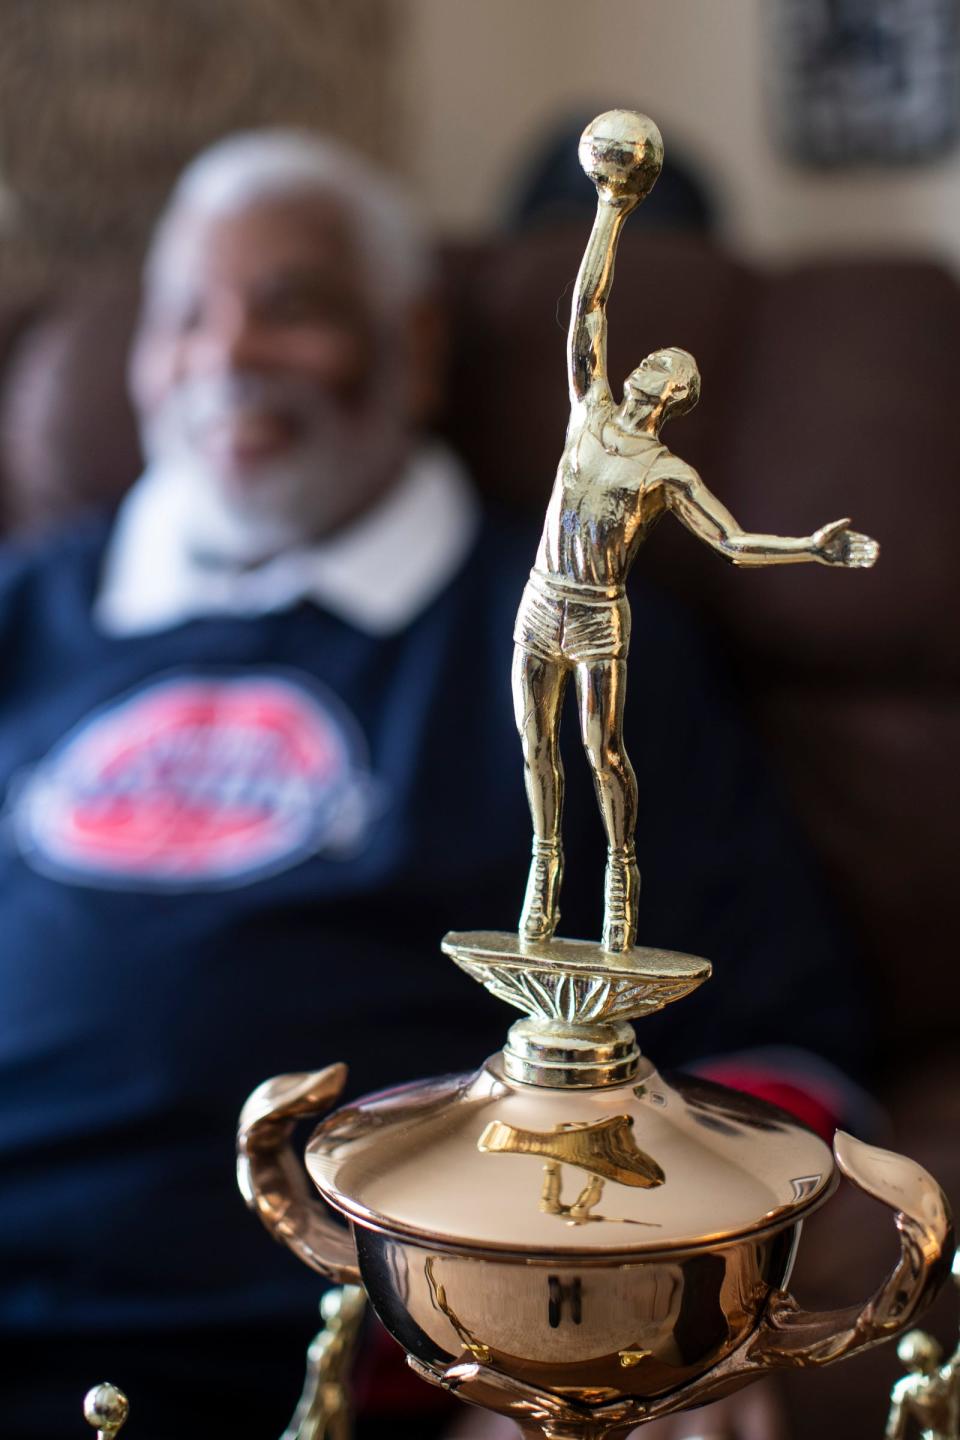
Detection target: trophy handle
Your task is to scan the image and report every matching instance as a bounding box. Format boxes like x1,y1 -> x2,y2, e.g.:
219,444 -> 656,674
750,1131 -> 953,1369
237,1064 -> 361,1284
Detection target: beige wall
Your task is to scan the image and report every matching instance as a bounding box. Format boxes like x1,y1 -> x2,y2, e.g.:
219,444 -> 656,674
400,0 -> 960,269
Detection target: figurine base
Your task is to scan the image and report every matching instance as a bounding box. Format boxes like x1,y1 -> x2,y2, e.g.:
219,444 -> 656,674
442,930 -> 711,1031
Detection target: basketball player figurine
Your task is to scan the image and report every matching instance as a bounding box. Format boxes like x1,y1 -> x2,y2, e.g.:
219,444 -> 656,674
513,110 -> 879,954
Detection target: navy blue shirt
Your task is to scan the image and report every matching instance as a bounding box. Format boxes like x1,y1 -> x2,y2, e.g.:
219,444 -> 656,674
0,512 -> 859,1338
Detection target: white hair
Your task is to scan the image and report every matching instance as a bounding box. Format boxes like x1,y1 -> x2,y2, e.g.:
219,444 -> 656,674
146,129 -> 432,312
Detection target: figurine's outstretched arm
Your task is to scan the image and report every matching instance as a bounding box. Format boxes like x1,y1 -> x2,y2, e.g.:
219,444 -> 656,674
664,462 -> 879,569
567,195 -> 634,407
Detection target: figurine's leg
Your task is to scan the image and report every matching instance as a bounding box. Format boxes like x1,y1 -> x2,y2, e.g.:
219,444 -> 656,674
512,643 -> 568,940
574,658 -> 639,952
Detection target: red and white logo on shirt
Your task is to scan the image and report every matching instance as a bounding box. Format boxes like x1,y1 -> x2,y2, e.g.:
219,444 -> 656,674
10,671 -> 377,890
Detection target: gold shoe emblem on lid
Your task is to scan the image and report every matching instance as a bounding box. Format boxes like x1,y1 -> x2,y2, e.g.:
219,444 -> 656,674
478,1114 -> 664,1188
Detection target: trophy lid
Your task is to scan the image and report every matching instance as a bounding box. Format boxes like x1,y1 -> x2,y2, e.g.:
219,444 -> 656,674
306,1056 -> 834,1258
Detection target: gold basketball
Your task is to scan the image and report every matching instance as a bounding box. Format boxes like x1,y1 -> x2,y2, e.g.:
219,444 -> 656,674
578,110 -> 664,201
83,1384 -> 129,1433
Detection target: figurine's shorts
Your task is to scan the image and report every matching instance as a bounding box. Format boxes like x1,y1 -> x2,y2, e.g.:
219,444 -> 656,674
513,569 -> 631,664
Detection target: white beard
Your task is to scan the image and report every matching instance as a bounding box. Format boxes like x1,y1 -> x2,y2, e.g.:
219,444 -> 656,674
139,371 -> 406,567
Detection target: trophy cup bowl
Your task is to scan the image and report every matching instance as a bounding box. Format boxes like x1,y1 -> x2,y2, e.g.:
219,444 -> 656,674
238,937 -> 953,1438
303,1057 -> 829,1407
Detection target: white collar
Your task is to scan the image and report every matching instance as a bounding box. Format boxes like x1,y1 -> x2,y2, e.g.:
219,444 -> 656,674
95,442 -> 481,637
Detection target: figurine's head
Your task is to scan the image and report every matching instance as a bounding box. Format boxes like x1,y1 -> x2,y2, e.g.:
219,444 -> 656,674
129,131 -> 440,564
897,1329 -> 942,1374
618,348 -> 701,433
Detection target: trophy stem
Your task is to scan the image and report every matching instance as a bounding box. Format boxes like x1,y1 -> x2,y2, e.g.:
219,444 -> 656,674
530,1421 -> 631,1440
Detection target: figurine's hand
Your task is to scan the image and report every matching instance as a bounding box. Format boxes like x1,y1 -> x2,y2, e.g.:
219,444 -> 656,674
811,518 -> 879,568
598,187 -> 640,212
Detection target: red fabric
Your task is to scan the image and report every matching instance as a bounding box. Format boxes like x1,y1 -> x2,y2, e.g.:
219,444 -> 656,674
699,1063 -> 839,1143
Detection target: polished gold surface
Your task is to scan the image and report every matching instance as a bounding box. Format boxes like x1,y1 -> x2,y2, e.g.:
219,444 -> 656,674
540,1164 -> 615,1226
441,932 -> 710,1086
83,1384 -> 129,1438
396,1230 -> 797,1417
503,1018 -> 644,1090
280,1284 -> 366,1440
425,1256 -> 492,1364
237,1064 -> 359,1282
885,1250 -> 960,1440
477,1114 -> 664,1189
391,1133 -> 950,1435
305,1059 -> 834,1255
441,932 -> 709,1023
235,109 -> 950,1440
511,109 -> 878,955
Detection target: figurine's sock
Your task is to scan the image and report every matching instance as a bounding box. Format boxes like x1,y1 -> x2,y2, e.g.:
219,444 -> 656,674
520,839 -> 563,941
602,845 -> 640,952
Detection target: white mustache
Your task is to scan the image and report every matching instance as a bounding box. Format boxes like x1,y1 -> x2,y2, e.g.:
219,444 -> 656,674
167,371 -> 323,433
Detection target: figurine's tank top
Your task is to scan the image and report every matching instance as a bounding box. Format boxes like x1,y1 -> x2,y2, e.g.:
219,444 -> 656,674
535,408 -> 668,588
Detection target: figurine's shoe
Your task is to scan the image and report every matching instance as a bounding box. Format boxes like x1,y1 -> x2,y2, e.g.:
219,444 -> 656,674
602,847 -> 641,952
520,840 -> 563,942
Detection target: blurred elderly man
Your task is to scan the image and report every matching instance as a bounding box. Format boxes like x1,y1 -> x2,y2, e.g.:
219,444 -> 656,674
0,133 -> 862,1438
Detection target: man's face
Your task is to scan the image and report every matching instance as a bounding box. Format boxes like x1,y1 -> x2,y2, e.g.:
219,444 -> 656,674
129,194 -> 421,560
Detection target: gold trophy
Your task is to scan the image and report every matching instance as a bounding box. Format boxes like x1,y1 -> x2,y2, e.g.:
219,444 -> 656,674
236,112 -> 952,1439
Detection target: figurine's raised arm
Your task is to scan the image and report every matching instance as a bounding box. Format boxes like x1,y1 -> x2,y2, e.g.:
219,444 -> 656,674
664,460 -> 879,569
569,112 -> 665,406
567,201 -> 629,405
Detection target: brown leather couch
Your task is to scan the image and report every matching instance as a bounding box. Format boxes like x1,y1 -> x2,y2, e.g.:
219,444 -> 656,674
1,230 -> 958,1435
